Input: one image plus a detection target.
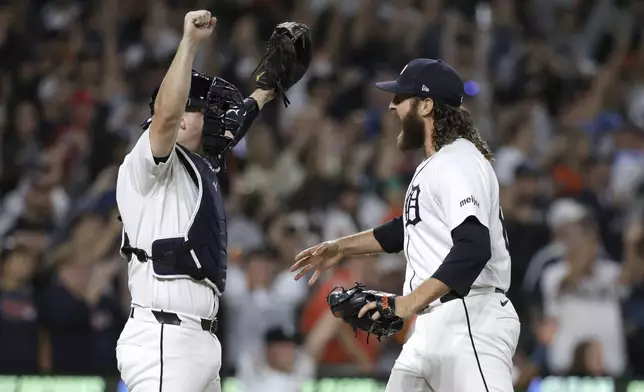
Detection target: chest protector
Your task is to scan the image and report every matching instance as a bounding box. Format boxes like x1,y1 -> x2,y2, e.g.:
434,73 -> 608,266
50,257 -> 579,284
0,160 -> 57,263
120,144 -> 227,295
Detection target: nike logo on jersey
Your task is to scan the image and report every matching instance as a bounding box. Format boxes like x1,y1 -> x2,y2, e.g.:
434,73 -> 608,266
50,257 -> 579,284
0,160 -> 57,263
500,299 -> 509,307
459,195 -> 480,208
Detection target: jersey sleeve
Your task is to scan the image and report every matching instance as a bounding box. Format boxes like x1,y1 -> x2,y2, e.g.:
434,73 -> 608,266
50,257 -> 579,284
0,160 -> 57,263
432,159 -> 491,231
119,130 -> 176,195
373,216 -> 404,253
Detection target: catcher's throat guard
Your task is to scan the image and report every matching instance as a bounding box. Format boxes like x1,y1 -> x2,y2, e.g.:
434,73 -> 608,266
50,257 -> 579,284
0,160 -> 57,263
327,283 -> 404,342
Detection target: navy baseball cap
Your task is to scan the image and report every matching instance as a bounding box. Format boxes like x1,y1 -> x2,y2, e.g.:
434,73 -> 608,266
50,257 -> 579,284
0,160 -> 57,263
376,59 -> 464,107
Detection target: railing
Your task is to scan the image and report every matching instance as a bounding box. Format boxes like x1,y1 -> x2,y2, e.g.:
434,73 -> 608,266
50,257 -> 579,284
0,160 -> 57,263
0,375 -> 642,392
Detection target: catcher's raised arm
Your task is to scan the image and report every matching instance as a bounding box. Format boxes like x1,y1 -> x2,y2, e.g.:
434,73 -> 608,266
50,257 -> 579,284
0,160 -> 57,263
149,11 -> 216,159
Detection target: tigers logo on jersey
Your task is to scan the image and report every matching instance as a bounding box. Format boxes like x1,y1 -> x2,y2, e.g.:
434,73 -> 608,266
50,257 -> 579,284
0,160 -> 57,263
404,184 -> 422,226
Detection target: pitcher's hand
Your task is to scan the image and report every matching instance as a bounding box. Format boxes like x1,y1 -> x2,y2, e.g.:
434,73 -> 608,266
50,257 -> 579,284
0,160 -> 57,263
183,10 -> 216,43
291,241 -> 343,285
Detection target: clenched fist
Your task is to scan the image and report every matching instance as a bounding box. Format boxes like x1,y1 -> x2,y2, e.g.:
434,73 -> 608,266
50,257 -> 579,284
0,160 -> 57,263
183,10 -> 216,43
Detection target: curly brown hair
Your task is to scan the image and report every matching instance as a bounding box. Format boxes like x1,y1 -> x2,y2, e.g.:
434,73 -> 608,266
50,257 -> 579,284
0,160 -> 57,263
432,102 -> 494,161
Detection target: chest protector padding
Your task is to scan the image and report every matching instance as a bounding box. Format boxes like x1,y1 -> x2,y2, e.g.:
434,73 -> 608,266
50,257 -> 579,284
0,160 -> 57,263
120,144 -> 227,295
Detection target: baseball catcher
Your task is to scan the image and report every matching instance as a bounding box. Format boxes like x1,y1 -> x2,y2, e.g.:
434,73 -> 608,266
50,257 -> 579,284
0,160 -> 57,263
116,11 -> 312,392
252,22 -> 312,107
327,283 -> 404,342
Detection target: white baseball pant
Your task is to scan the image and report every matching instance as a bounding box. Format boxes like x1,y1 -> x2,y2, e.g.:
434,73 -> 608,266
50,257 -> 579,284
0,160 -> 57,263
386,289 -> 520,392
117,308 -> 222,392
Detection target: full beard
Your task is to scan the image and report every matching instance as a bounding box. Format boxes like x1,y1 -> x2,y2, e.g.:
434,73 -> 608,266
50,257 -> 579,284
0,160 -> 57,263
397,109 -> 426,151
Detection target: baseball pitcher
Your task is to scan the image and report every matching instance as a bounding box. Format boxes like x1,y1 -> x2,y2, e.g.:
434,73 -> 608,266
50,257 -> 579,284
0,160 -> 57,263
292,59 -> 519,392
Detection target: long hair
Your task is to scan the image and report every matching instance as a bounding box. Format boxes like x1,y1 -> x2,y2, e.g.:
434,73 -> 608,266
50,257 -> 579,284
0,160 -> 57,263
431,102 -> 494,161
569,340 -> 597,376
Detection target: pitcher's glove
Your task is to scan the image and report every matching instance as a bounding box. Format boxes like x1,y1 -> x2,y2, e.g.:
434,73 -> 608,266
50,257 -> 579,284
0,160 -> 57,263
251,22 -> 312,108
327,283 -> 404,342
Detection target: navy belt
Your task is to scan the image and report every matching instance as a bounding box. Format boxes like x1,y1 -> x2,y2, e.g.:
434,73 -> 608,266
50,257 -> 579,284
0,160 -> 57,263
129,307 -> 218,334
440,288 -> 505,304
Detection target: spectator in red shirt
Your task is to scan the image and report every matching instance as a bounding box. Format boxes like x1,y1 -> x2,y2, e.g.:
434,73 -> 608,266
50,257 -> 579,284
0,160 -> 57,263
300,255 -> 381,373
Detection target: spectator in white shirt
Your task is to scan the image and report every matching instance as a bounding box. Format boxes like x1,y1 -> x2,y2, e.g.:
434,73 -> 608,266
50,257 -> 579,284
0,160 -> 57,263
223,248 -> 276,370
237,327 -> 316,392
0,174 -> 69,241
540,212 -> 627,376
223,248 -> 308,371
523,198 -> 591,307
493,117 -> 535,186
323,182 -> 362,240
323,182 -> 387,241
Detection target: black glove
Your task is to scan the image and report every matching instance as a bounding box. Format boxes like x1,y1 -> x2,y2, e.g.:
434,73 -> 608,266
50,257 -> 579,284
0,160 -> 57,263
327,283 -> 404,342
251,21 -> 312,107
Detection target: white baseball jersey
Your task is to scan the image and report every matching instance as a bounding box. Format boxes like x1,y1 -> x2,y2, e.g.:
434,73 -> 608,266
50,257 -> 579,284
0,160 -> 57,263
402,138 -> 511,302
116,130 -> 218,319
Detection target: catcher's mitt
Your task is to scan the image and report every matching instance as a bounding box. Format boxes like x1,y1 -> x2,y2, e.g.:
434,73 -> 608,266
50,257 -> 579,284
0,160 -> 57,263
251,22 -> 312,107
327,283 -> 404,342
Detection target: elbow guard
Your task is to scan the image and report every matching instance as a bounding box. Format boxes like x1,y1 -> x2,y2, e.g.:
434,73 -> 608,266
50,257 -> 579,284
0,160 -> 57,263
431,216 -> 491,296
373,216 -> 404,253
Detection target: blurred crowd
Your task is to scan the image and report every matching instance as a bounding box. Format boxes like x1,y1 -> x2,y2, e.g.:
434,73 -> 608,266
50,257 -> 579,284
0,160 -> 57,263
1,0 -> 644,391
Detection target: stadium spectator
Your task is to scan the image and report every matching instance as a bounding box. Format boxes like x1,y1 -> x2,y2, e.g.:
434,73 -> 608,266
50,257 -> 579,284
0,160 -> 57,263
0,246 -> 41,374
540,210 -> 627,376
223,247 -> 307,371
301,255 -> 382,374
237,326 -> 315,392
494,118 -> 536,187
568,339 -> 606,377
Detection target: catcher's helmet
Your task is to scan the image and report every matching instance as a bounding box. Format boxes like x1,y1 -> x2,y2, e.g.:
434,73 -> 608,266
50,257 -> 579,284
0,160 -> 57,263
141,70 -> 213,129
141,71 -> 246,170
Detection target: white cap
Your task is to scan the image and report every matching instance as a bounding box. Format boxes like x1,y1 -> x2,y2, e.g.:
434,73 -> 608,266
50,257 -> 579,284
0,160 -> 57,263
546,198 -> 589,229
